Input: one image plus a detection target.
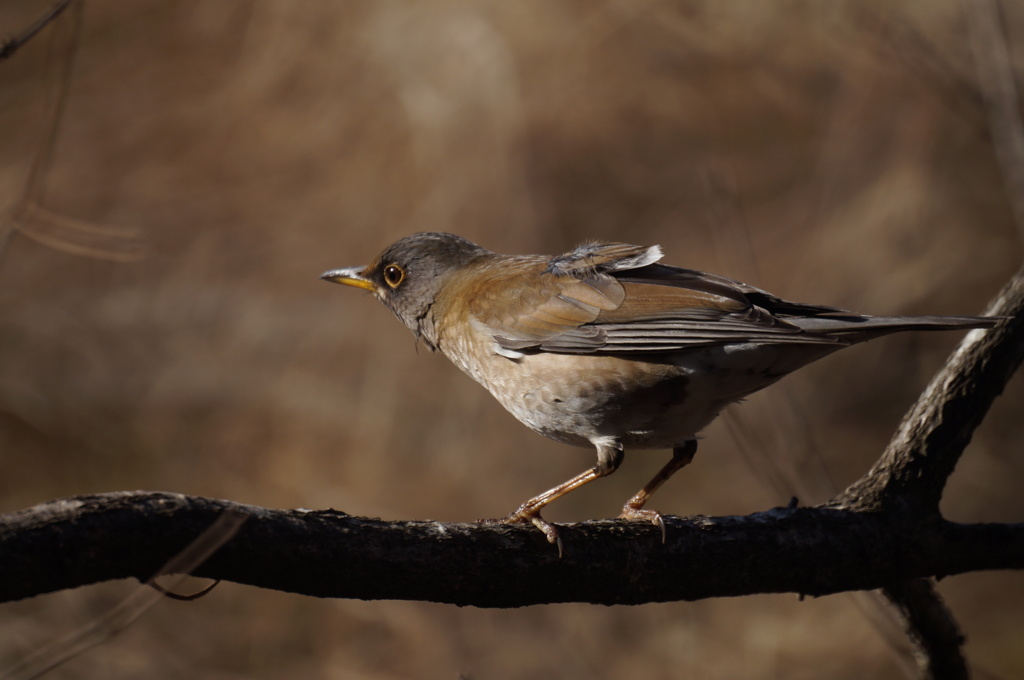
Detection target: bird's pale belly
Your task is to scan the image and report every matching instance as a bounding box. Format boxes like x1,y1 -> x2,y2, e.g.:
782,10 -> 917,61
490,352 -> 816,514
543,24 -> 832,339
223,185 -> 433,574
503,355 -> 708,449
443,335 -> 818,450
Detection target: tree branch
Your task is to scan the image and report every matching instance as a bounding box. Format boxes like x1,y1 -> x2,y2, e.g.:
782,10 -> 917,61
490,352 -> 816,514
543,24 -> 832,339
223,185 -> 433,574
882,579 -> 968,680
833,263 -> 1024,514
1,491 -> 1022,607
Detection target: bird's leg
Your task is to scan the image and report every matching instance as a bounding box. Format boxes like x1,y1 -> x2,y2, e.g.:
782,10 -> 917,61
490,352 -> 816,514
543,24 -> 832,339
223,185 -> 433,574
503,467 -> 601,553
502,440 -> 624,555
619,439 -> 698,541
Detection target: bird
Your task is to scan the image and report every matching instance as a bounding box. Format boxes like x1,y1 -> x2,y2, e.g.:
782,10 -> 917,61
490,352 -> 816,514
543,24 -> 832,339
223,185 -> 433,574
322,232 -> 997,549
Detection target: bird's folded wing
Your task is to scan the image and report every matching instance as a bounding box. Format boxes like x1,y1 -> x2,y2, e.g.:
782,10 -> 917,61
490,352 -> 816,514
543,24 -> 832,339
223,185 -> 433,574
473,275 -> 623,346
474,264 -> 844,355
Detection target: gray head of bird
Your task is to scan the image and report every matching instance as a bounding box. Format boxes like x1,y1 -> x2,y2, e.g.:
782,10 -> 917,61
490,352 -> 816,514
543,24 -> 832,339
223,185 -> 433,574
321,232 -> 491,349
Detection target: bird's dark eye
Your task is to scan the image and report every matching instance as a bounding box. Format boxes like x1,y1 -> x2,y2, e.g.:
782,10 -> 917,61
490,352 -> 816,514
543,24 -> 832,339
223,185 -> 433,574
383,264 -> 405,288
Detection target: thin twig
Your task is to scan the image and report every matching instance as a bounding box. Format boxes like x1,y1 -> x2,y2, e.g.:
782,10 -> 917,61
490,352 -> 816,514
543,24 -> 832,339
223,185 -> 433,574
1,510 -> 245,680
0,0 -> 72,60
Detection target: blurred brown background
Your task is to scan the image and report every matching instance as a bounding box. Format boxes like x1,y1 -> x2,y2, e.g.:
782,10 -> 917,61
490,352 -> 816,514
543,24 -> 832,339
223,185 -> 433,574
1,1 -> 1022,678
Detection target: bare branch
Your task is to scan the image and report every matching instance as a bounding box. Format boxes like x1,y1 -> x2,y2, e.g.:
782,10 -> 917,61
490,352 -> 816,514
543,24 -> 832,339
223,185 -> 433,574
834,264 -> 1024,514
1,492 -> 1022,607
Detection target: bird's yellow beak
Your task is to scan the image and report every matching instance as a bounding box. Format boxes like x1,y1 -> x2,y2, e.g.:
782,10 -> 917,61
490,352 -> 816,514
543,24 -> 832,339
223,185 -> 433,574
321,267 -> 376,292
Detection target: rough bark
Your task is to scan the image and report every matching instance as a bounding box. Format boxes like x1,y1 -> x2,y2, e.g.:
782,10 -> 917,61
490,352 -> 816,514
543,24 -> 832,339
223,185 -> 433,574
2,491 -> 1023,607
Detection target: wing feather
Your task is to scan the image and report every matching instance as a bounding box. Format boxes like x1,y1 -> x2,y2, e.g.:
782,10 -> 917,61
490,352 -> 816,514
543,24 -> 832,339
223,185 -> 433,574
465,242 -> 848,357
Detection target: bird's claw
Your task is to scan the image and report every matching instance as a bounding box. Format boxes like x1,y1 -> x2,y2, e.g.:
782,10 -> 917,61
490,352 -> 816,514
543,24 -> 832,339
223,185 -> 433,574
499,509 -> 564,557
619,506 -> 667,543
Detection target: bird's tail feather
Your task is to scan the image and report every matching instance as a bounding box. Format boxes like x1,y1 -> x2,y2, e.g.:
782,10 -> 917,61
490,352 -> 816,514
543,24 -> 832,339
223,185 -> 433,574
793,315 -> 999,341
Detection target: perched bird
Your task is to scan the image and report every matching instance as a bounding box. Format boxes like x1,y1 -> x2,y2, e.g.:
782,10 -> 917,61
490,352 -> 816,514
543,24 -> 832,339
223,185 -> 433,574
323,232 -> 997,548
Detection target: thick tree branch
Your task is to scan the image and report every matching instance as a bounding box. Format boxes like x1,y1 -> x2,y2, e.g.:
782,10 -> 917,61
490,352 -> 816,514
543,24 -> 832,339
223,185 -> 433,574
1,491 -> 1022,607
834,264 -> 1024,514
